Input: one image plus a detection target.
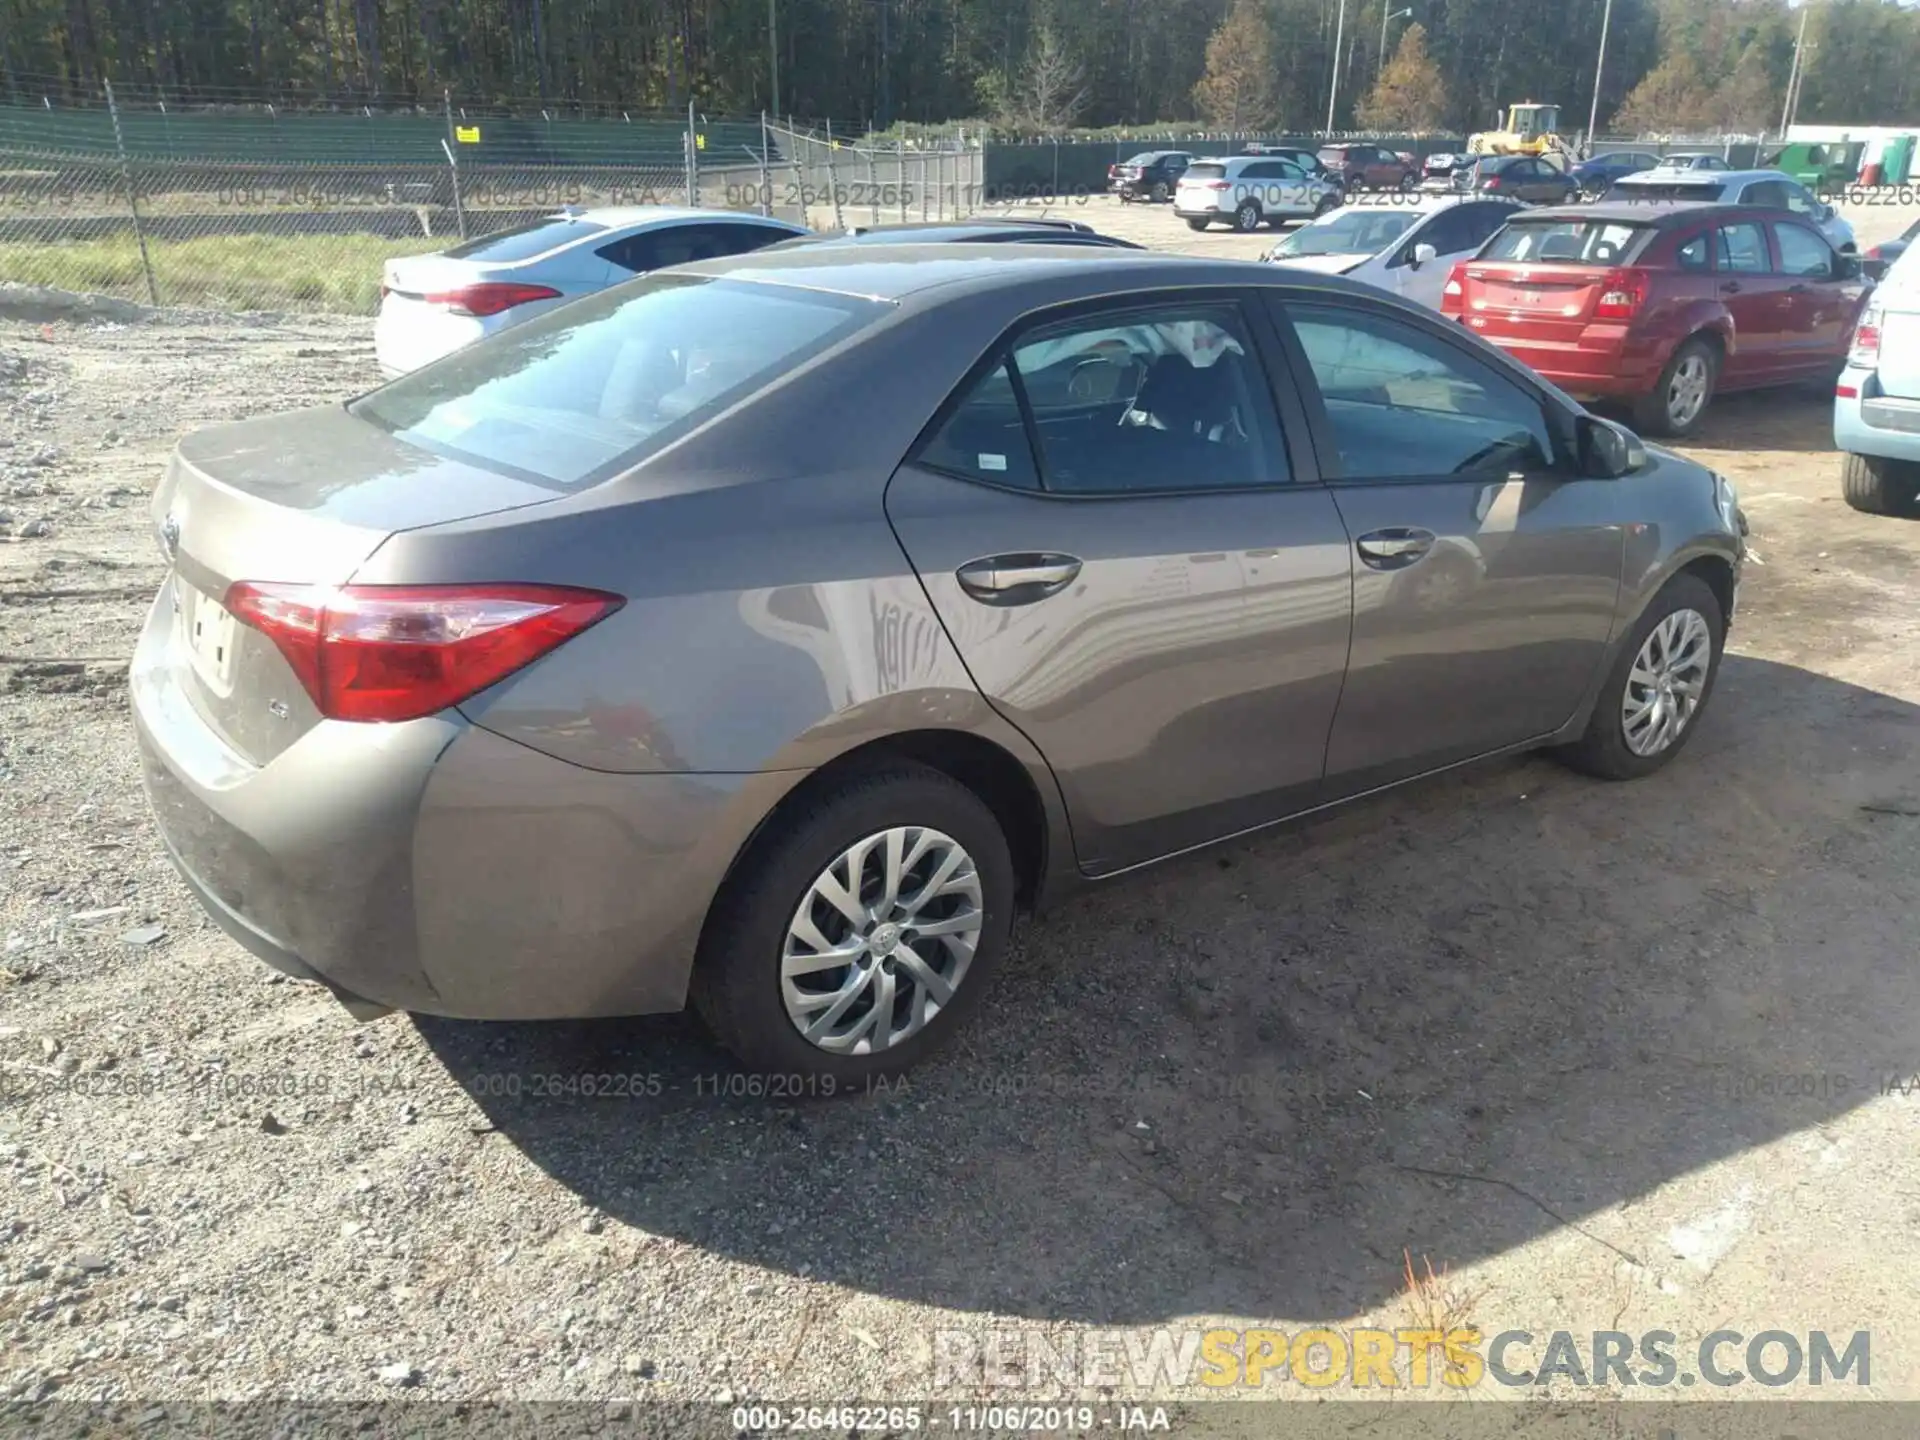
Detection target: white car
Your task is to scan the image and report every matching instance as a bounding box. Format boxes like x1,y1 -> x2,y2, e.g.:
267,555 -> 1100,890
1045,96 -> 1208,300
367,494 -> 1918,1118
1834,243 -> 1920,515
1261,196 -> 1520,309
1174,156 -> 1343,233
1605,168 -> 1856,253
374,207 -> 808,376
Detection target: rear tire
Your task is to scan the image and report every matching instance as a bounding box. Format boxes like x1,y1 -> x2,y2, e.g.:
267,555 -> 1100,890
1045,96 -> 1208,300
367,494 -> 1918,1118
1556,573 -> 1725,781
1234,200 -> 1263,232
1841,451 -> 1920,515
1313,192 -> 1340,217
1150,180 -> 1170,203
690,761 -> 1016,1081
1186,216 -> 1211,232
1633,336 -> 1719,437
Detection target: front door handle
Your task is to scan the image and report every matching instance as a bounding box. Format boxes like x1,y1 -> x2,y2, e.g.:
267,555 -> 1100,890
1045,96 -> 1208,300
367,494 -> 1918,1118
1355,528 -> 1435,569
956,552 -> 1083,605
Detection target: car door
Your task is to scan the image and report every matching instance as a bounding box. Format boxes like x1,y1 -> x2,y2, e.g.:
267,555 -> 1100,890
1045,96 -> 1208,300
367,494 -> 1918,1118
1769,220 -> 1857,373
884,296 -> 1355,874
1266,294 -> 1624,790
1712,219 -> 1789,384
1270,158 -> 1316,214
1386,206 -> 1475,307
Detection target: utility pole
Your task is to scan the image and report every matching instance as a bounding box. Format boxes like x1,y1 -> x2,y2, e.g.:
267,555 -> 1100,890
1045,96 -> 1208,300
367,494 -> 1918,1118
1327,0 -> 1349,134
768,0 -> 780,118
878,0 -> 891,131
1779,4 -> 1809,140
1587,0 -> 1614,150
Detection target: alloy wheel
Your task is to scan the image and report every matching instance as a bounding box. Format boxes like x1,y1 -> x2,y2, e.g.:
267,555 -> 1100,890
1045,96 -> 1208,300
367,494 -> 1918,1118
1621,608 -> 1713,756
1666,352 -> 1711,429
780,826 -> 984,1055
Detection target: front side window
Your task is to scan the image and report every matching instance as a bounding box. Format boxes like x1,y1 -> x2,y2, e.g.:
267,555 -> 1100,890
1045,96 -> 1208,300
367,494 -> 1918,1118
353,276 -> 884,488
1281,301 -> 1554,481
1008,305 -> 1289,494
1716,222 -> 1770,274
1774,223 -> 1835,277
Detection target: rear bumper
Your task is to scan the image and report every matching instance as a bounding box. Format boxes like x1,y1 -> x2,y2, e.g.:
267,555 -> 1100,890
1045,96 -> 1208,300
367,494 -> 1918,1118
1467,321 -> 1666,398
1835,369 -> 1920,462
132,588 -> 803,1020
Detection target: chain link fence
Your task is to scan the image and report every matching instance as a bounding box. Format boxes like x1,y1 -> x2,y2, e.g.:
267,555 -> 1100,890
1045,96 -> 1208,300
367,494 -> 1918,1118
0,96 -> 983,316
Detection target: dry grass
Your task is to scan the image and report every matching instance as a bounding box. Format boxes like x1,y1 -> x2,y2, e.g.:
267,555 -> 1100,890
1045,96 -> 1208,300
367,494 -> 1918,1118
1399,1249 -> 1483,1389
0,232 -> 444,314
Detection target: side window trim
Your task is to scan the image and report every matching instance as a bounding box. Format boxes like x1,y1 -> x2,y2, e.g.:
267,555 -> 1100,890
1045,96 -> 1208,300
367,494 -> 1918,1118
1262,290 -> 1572,484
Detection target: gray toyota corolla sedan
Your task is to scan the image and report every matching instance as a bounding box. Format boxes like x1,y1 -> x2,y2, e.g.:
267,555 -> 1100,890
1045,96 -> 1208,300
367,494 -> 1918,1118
133,245 -> 1745,1079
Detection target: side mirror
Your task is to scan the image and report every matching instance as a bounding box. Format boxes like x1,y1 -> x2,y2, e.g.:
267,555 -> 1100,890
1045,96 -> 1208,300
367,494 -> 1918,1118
1838,252 -> 1864,281
1411,242 -> 1439,268
1577,414 -> 1646,479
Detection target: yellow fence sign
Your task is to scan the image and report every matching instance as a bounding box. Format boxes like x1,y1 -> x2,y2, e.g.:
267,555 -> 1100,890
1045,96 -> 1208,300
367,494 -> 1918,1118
454,125 -> 481,144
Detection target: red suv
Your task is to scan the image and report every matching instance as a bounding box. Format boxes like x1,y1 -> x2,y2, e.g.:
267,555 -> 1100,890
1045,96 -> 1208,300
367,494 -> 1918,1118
1440,202 -> 1870,435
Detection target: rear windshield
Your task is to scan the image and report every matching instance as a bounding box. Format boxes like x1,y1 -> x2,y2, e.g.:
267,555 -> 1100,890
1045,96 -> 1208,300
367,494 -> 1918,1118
1481,219 -> 1652,264
352,275 -> 886,488
438,217 -> 611,263
1185,163 -> 1227,180
1317,149 -> 1349,164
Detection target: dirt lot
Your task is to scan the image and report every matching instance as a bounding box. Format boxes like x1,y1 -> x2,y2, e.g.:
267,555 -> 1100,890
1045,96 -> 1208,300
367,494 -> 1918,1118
5,199 -> 1920,1412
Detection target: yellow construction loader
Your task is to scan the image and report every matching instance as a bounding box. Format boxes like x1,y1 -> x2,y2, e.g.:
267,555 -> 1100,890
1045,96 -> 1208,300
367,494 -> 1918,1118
1467,102 -> 1576,166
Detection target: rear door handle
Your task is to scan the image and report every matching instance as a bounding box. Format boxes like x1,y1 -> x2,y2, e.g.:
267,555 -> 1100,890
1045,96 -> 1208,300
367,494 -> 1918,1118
956,553 -> 1083,605
1720,281 -> 1742,294
1355,528 -> 1435,569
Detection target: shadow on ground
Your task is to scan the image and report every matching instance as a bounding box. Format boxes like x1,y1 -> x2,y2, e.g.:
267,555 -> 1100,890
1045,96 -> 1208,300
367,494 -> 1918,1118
419,653 -> 1920,1325
1617,387 -> 1840,456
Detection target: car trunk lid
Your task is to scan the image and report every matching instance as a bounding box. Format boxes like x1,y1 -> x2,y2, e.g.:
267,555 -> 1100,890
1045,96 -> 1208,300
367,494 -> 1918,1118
152,404 -> 571,766
1455,260 -> 1621,340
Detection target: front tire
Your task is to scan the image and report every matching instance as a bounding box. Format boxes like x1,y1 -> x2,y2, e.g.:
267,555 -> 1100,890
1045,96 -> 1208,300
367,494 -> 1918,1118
1313,191 -> 1340,217
691,762 -> 1016,1081
1556,573 -> 1724,781
1150,180 -> 1170,203
1234,199 -> 1263,232
1840,452 -> 1920,515
1634,336 -> 1719,437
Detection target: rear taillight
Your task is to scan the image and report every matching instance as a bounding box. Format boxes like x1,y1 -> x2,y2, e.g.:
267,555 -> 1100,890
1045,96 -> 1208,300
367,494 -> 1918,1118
1481,175 -> 1501,190
224,582 -> 622,723
1594,267 -> 1651,320
422,282 -> 563,318
1440,263 -> 1468,316
1850,305 -> 1882,368
1204,180 -> 1230,191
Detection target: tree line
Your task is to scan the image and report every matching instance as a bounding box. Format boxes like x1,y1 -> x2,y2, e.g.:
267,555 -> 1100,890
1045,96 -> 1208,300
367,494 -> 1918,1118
3,0 -> 1918,134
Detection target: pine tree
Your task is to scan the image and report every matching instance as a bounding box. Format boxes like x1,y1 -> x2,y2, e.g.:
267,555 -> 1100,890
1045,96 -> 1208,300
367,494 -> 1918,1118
1611,52 -> 1718,133
1192,0 -> 1278,131
1357,23 -> 1448,132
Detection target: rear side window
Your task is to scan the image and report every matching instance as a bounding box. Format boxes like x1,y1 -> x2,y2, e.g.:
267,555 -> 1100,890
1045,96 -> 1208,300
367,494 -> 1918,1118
600,223 -> 779,274
439,217 -> 610,262
1482,220 -> 1648,264
1676,233 -> 1711,271
1282,301 -> 1553,481
1716,222 -> 1770,273
1010,305 -> 1289,494
352,276 -> 884,488
915,361 -> 1040,489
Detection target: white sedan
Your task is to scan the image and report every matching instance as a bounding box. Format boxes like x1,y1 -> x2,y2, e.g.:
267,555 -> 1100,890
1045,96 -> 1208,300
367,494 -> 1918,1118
1261,196 -> 1520,309
374,206 -> 808,376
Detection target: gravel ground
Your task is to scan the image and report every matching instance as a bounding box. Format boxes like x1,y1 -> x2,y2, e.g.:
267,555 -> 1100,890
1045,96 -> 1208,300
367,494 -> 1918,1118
5,201 -> 1920,1412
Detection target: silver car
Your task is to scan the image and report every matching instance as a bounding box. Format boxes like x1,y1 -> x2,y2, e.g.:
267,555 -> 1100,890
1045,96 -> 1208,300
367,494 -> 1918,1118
1835,242 -> 1920,514
135,247 -> 1744,1078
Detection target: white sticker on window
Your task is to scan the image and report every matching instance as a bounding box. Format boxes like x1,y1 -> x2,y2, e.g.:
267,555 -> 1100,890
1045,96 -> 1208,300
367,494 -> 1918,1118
978,453 -> 1008,471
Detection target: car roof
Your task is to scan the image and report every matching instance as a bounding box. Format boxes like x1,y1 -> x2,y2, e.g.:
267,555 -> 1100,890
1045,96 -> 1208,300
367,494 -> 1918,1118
1512,201 -> 1813,229
550,205 -> 799,229
672,243 -> 1386,308
1613,168 -> 1794,187
776,224 -> 1135,249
